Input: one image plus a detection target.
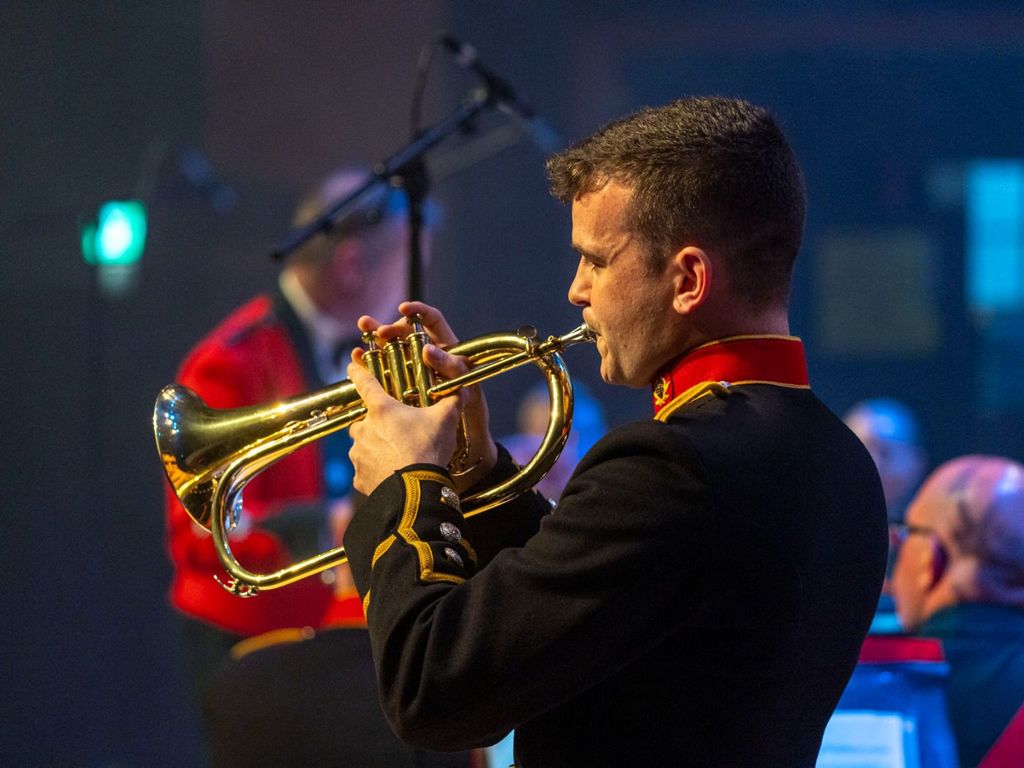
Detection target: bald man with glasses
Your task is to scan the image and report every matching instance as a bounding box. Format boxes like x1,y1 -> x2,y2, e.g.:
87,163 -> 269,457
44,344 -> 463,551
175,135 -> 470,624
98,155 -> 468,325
891,455 -> 1024,766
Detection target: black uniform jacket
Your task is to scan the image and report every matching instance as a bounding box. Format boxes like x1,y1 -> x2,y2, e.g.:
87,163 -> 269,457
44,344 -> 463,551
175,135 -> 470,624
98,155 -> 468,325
343,384 -> 888,767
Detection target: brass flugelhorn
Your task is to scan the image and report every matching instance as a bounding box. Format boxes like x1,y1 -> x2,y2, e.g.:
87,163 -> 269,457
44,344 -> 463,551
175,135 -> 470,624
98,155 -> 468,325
154,319 -> 595,596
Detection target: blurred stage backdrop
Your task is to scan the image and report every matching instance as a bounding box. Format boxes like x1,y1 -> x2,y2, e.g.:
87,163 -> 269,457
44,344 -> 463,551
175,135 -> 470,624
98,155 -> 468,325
3,1 -> 1024,765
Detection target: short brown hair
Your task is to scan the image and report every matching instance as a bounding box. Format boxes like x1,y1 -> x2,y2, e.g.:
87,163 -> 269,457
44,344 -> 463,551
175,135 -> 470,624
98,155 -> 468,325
547,97 -> 805,310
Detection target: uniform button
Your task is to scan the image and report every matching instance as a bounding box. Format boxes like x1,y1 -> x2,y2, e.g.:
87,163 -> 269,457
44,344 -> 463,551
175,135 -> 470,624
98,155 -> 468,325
440,522 -> 462,542
441,486 -> 461,511
443,547 -> 464,568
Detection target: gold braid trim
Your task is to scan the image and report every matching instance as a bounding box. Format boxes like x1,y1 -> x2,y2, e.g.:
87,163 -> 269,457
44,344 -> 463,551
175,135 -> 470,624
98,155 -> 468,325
363,470 -> 470,615
654,379 -> 810,422
229,626 -> 315,660
372,535 -> 397,567
398,470 -> 466,585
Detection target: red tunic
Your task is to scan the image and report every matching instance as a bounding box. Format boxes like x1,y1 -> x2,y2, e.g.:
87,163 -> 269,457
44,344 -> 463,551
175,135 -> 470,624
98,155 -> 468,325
165,295 -> 364,636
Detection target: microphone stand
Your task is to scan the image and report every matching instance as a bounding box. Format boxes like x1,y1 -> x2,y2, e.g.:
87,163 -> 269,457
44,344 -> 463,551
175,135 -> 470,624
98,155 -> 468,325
399,155 -> 429,303
270,86 -> 493,301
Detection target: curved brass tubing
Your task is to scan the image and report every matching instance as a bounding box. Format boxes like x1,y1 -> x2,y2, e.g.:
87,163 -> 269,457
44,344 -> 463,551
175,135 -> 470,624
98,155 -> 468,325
154,323 -> 594,596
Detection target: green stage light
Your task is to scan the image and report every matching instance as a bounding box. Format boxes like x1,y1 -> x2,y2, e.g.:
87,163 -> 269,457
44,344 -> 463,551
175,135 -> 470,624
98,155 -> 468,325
81,200 -> 148,265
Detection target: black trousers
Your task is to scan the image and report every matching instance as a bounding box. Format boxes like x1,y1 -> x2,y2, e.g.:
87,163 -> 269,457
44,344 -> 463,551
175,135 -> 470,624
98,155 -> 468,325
200,626 -> 475,768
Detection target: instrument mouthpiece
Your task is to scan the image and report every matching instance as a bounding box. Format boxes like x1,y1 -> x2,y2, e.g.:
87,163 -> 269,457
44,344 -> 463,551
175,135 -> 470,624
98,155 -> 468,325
560,323 -> 596,347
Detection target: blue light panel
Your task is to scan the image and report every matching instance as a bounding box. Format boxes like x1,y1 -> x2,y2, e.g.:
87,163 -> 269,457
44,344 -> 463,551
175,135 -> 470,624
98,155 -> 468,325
965,160 -> 1024,313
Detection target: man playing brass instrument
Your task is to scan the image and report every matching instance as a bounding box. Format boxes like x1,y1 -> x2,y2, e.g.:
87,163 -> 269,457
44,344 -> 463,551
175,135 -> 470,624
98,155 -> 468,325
165,169 -> 481,767
342,97 -> 888,766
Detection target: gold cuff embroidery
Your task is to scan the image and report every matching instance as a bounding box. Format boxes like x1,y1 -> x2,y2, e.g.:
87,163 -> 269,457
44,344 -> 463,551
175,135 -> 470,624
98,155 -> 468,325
372,535 -> 397,567
398,470 -> 467,585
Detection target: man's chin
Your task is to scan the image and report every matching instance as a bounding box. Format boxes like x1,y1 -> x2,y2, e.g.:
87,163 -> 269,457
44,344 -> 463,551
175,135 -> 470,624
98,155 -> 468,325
596,351 -> 617,384
599,362 -> 645,389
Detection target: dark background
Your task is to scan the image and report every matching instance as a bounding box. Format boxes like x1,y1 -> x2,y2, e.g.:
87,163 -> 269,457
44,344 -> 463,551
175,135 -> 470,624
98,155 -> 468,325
3,2 -> 1024,765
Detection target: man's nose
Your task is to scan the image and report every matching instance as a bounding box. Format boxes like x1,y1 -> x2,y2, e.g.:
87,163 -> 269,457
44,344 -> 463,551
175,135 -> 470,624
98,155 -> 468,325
568,259 -> 589,307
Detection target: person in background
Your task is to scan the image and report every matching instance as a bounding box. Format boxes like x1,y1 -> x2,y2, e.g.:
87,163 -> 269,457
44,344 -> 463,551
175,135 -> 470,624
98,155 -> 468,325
165,168 -> 474,767
844,398 -> 927,524
891,455 -> 1024,767
500,380 -> 607,501
845,397 -> 929,633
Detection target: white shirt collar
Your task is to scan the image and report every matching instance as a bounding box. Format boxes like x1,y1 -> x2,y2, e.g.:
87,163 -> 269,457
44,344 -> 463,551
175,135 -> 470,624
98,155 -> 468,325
278,269 -> 351,382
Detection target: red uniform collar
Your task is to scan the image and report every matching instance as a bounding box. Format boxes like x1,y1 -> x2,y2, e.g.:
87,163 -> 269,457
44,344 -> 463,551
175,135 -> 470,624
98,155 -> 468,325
652,335 -> 809,421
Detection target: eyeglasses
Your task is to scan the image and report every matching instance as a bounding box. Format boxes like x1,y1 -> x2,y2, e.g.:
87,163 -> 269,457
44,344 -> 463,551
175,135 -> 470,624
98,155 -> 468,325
326,186 -> 404,239
885,523 -> 937,576
326,186 -> 441,241
888,522 -> 937,550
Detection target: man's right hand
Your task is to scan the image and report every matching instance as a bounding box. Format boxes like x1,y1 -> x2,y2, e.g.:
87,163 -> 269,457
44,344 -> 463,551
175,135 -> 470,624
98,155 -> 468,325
352,301 -> 499,494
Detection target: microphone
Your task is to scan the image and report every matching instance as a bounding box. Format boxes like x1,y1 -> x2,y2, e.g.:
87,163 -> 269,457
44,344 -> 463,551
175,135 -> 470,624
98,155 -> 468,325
439,34 -> 564,153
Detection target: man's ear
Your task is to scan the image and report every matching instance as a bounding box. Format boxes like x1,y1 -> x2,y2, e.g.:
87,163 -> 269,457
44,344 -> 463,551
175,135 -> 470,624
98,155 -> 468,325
910,537 -> 943,593
928,538 -> 948,587
670,246 -> 713,315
